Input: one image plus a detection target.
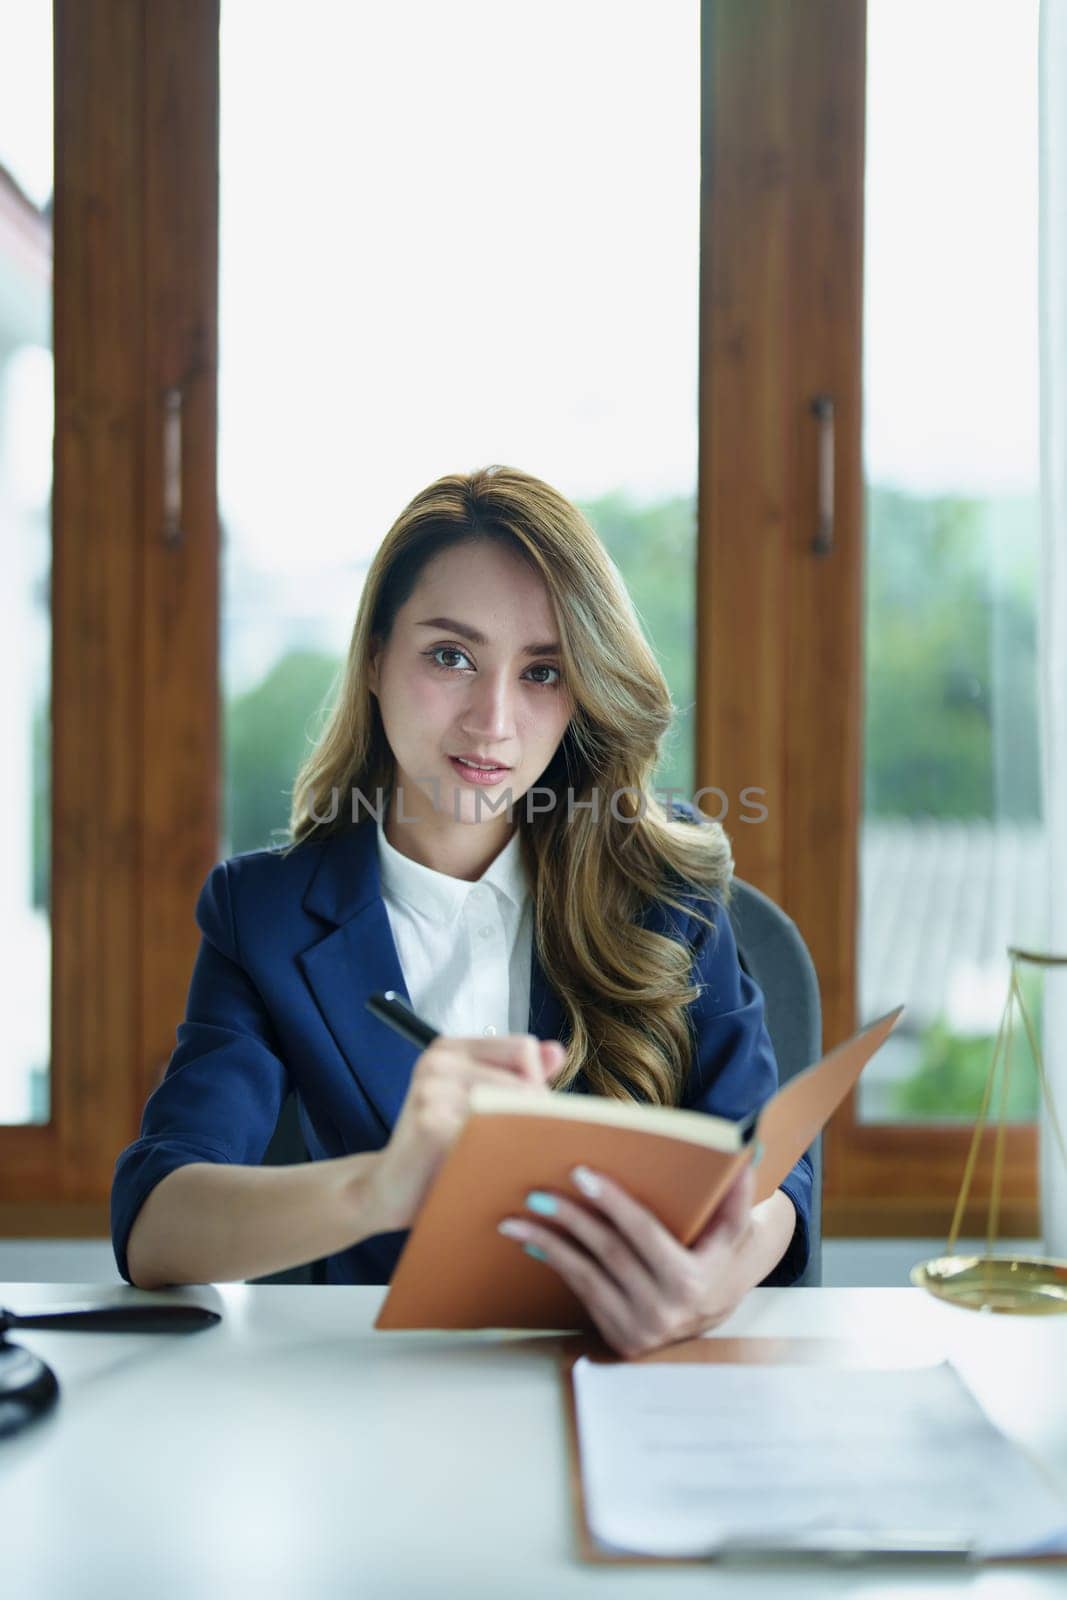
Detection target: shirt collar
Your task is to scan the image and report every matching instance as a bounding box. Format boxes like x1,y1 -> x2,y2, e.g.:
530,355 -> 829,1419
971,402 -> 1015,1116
375,810 -> 530,924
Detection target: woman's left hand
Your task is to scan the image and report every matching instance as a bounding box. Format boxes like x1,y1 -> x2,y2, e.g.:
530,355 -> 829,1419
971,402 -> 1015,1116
497,1161 -> 771,1358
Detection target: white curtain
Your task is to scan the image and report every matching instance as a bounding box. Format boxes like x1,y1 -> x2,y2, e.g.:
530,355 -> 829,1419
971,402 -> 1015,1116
1038,0 -> 1067,1255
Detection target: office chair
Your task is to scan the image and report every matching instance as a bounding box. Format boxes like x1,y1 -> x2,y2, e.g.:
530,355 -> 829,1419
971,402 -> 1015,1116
254,865 -> 825,1287
725,876 -> 824,1286
253,1094 -> 329,1284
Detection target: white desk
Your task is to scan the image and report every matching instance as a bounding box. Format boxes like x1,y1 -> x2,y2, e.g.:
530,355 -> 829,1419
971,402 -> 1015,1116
1,1284 -> 1065,1598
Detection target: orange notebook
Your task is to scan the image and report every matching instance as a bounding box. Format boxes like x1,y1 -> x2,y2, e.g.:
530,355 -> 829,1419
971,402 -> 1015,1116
374,1005 -> 905,1332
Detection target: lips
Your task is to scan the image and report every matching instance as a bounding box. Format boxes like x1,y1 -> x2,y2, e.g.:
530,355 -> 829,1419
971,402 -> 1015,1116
448,755 -> 512,786
450,755 -> 511,771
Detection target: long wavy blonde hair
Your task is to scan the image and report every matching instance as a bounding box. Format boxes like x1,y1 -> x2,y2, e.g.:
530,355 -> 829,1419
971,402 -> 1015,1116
286,465 -> 735,1106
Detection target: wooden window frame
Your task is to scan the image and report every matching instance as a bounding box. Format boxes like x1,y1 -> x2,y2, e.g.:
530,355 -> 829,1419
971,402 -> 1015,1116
1,0 -> 1037,1242
0,0 -> 220,1236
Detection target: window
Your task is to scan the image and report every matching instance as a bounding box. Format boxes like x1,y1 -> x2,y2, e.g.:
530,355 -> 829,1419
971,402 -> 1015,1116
0,0 -> 52,1127
0,0 -> 218,1231
219,0 -> 701,856
7,1 -> 1036,1243
860,0 -> 1043,1128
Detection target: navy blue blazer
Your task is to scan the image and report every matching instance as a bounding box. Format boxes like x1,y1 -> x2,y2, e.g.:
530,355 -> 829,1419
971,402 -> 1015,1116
110,818 -> 813,1287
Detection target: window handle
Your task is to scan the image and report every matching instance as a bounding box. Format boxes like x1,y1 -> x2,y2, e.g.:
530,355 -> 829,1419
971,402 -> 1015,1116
810,393 -> 835,557
162,385 -> 183,547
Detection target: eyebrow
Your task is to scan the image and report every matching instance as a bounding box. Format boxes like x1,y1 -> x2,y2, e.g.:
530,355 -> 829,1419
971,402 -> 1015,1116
415,616 -> 561,657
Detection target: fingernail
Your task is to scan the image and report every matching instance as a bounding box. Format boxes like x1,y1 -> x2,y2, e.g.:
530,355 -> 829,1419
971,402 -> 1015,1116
525,1190 -> 558,1216
523,1243 -> 548,1261
571,1165 -> 602,1198
498,1218 -> 533,1240
751,1141 -> 764,1169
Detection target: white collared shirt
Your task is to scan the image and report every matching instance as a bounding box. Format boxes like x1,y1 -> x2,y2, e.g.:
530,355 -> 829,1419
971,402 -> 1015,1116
375,812 -> 534,1041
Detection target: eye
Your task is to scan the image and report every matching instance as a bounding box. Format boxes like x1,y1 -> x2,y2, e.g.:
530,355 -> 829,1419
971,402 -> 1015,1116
525,663 -> 562,688
424,645 -> 474,672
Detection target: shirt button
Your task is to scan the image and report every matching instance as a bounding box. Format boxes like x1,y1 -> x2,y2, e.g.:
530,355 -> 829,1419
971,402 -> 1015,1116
483,1024 -> 497,1036
480,926 -> 493,938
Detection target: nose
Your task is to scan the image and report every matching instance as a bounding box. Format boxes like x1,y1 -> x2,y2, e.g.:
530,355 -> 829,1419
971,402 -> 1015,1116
460,665 -> 518,745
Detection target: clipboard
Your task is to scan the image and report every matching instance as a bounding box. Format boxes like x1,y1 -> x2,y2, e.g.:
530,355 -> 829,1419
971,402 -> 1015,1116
556,1334 -> 1067,1566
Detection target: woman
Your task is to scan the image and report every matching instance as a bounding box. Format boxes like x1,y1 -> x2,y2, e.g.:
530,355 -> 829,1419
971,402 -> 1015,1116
111,465 -> 812,1359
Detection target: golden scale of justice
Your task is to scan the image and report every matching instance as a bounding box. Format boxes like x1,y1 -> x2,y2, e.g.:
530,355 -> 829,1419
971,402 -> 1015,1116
912,944 -> 1067,1314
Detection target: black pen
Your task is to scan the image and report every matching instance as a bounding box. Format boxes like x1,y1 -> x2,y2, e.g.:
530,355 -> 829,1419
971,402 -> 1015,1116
366,989 -> 440,1049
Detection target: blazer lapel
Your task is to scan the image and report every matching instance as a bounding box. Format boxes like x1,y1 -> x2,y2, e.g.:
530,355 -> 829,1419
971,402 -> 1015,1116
298,821 -> 575,1135
299,823 -> 418,1135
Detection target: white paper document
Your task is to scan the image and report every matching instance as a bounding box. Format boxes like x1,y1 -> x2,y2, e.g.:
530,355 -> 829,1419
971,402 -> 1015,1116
572,1358 -> 1067,1559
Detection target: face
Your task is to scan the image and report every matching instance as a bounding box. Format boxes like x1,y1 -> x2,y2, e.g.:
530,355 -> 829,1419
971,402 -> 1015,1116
367,541 -> 575,850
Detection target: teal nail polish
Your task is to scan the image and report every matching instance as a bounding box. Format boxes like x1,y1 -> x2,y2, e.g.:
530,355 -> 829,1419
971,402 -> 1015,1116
523,1243 -> 548,1261
751,1140 -> 764,1168
525,1190 -> 558,1216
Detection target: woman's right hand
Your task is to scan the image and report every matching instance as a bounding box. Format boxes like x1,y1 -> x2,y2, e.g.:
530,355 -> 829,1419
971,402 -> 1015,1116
367,1033 -> 567,1234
